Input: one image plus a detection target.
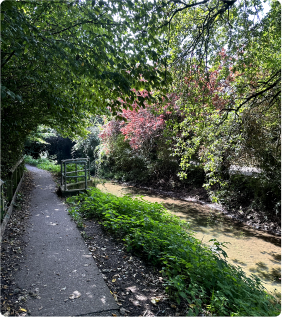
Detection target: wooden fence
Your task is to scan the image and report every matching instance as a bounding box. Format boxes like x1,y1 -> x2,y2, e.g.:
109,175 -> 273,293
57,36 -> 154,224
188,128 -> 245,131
1,157 -> 25,223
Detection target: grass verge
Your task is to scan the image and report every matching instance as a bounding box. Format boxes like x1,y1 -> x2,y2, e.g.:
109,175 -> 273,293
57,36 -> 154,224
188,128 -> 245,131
67,188 -> 280,316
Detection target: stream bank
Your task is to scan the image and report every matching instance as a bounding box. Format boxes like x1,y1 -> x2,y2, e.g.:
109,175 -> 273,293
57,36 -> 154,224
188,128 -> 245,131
119,181 -> 281,237
97,182 -> 281,296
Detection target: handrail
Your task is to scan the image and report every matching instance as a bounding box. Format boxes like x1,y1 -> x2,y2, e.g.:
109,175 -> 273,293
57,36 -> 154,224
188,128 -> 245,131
61,158 -> 88,163
64,175 -> 87,178
10,157 -> 25,173
64,169 -> 89,175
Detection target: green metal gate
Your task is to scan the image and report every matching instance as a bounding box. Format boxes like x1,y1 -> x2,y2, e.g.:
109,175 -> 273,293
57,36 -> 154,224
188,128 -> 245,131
60,158 -> 91,196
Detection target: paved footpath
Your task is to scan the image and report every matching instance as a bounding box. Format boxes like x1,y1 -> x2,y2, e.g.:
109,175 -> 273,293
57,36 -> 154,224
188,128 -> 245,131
15,165 -> 119,316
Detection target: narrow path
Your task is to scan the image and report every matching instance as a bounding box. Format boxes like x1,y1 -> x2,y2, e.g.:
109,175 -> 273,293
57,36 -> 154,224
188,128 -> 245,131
15,165 -> 119,316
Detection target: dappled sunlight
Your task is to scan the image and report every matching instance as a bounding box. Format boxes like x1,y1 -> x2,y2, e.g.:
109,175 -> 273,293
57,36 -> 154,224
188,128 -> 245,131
97,182 -> 281,294
231,258 -> 247,266
249,263 -> 281,283
124,283 -> 168,311
268,251 -> 281,263
136,294 -> 148,301
86,292 -> 93,299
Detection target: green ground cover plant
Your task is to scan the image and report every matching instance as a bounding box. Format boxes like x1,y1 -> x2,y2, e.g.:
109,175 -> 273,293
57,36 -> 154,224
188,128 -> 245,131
67,188 -> 280,316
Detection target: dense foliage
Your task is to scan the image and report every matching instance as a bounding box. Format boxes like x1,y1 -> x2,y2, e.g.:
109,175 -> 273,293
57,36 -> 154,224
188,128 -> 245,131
96,1 -> 280,217
97,101 -> 185,184
167,1 -> 280,214
67,188 -> 280,316
1,0 -> 168,174
24,126 -> 79,166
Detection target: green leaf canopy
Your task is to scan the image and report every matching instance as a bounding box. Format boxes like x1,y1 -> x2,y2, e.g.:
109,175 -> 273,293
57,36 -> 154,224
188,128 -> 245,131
1,0 -> 166,171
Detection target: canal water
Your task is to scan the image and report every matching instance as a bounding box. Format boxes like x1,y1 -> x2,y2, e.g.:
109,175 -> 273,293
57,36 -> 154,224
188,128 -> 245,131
97,182 -> 281,296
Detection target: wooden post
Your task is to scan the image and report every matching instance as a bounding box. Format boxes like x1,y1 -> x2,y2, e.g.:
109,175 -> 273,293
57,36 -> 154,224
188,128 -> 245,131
85,162 -> 87,190
64,162 -> 67,191
61,161 -> 63,185
75,161 -> 78,183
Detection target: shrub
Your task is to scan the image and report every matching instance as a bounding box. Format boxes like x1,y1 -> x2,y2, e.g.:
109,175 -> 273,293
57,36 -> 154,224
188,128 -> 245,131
216,172 -> 281,219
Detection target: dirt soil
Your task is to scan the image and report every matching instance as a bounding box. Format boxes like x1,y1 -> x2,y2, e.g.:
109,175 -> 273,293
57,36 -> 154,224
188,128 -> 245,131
1,172 -> 34,316
80,220 -> 190,316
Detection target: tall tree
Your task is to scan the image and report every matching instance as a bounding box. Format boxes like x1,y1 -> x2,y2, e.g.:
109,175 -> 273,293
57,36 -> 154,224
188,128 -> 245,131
165,0 -> 280,207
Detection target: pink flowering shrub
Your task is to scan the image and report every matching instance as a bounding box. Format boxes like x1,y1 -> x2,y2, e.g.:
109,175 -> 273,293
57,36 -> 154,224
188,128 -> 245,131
100,87 -> 171,155
98,50 -> 243,183
120,104 -> 165,151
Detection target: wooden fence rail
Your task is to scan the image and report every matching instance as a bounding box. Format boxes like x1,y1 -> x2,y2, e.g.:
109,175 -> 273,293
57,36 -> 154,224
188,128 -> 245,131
1,157 -> 25,223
